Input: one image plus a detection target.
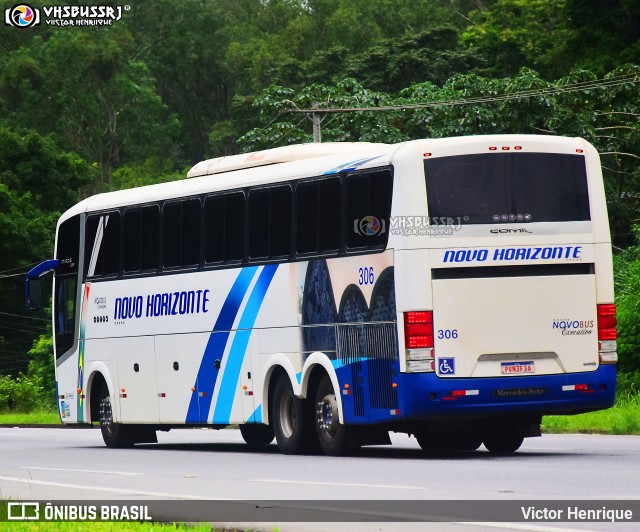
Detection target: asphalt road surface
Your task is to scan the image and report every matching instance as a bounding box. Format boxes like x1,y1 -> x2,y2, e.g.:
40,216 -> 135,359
1,427 -> 638,531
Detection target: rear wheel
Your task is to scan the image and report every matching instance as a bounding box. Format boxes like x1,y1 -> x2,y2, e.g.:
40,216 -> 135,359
483,431 -> 524,454
240,423 -> 274,445
272,375 -> 316,454
99,385 -> 134,448
416,433 -> 482,454
315,376 -> 360,456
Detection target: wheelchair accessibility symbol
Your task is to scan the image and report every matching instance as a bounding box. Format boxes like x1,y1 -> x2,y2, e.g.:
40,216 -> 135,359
438,357 -> 455,375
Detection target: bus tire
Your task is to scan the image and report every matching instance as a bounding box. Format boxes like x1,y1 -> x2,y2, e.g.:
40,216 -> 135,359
99,384 -> 134,448
483,432 -> 524,454
315,375 -> 360,456
272,375 -> 314,454
240,423 -> 275,445
416,433 -> 482,454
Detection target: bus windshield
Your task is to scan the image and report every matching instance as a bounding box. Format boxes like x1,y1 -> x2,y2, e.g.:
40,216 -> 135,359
424,152 -> 590,224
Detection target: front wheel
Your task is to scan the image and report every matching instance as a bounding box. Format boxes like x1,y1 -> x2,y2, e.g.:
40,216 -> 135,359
315,376 -> 360,456
240,423 -> 274,445
99,385 -> 133,448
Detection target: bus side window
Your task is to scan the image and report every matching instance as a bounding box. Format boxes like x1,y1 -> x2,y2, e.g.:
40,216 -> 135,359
54,275 -> 77,357
124,206 -> 160,273
204,192 -> 245,265
346,169 -> 393,250
162,199 -> 201,269
248,185 -> 292,260
84,212 -> 121,278
296,177 -> 341,256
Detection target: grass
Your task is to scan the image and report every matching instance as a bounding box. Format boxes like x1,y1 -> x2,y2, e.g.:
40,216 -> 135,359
0,409 -> 60,425
0,521 -> 219,531
542,394 -> 640,435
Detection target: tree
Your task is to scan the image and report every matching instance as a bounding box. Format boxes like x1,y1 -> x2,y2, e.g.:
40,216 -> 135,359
240,65 -> 640,236
0,128 -> 92,376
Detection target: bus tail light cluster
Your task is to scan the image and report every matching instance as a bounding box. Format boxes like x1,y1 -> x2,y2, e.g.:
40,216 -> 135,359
597,304 -> 617,364
404,311 -> 435,373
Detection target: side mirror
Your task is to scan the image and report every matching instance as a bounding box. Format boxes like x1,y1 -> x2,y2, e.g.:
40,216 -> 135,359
27,278 -> 42,310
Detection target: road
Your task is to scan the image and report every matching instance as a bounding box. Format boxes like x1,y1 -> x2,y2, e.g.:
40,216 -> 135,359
1,427 -> 639,530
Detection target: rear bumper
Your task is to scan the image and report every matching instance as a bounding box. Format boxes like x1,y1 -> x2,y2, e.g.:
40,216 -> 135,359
397,364 -> 616,420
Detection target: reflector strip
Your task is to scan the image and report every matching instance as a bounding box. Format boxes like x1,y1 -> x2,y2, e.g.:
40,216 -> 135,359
562,384 -> 588,391
452,389 -> 479,397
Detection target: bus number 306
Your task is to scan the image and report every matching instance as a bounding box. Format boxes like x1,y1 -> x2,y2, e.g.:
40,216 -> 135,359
437,329 -> 459,339
358,267 -> 375,285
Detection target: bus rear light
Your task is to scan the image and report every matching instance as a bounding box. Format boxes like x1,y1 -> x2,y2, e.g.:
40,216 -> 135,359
489,146 -> 497,151
597,303 -> 617,342
404,323 -> 431,336
576,148 -> 584,153
598,328 -> 617,340
423,152 -> 432,157
405,311 -> 432,324
514,146 -> 522,150
407,360 -> 434,372
600,352 -> 618,364
405,312 -> 435,372
406,335 -> 433,348
598,304 -> 616,316
502,146 -> 510,150
599,340 -> 617,352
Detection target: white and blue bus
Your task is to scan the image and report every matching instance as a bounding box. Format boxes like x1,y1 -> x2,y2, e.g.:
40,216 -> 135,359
27,134 -> 617,455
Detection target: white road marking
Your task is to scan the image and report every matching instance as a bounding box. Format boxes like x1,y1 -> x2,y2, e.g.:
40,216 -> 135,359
0,475 -> 227,500
21,467 -> 141,476
251,478 -> 425,490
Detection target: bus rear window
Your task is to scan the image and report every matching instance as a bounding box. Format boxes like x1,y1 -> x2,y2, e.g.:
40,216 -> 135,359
424,153 -> 590,224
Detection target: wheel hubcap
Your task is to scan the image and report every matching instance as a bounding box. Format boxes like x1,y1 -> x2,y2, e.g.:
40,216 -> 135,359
316,393 -> 338,439
99,396 -> 114,435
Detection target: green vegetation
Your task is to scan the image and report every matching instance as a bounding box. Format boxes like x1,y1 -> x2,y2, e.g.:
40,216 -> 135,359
0,0 -> 639,433
0,520 -> 216,531
0,409 -> 59,425
543,396 -> 640,435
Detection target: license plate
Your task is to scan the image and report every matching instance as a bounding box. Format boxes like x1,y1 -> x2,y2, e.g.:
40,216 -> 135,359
495,387 -> 546,398
501,361 -> 534,375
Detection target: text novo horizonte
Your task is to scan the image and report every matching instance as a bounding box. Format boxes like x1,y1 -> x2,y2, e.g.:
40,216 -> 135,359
114,290 -> 210,321
443,246 -> 582,263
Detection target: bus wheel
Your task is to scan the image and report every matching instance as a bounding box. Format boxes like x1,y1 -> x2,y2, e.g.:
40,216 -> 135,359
240,424 -> 274,445
99,385 -> 133,448
315,376 -> 360,456
483,432 -> 524,454
416,434 -> 482,453
272,375 -> 312,454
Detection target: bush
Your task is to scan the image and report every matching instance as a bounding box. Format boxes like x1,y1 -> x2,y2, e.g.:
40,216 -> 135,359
614,226 -> 640,373
0,373 -> 46,412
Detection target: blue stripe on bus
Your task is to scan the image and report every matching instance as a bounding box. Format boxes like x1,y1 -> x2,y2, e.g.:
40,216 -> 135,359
249,404 -> 262,423
323,155 -> 382,175
185,266 -> 258,423
212,264 -> 279,424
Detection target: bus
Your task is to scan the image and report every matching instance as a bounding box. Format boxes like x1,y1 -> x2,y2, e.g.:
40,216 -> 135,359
26,134 -> 617,455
